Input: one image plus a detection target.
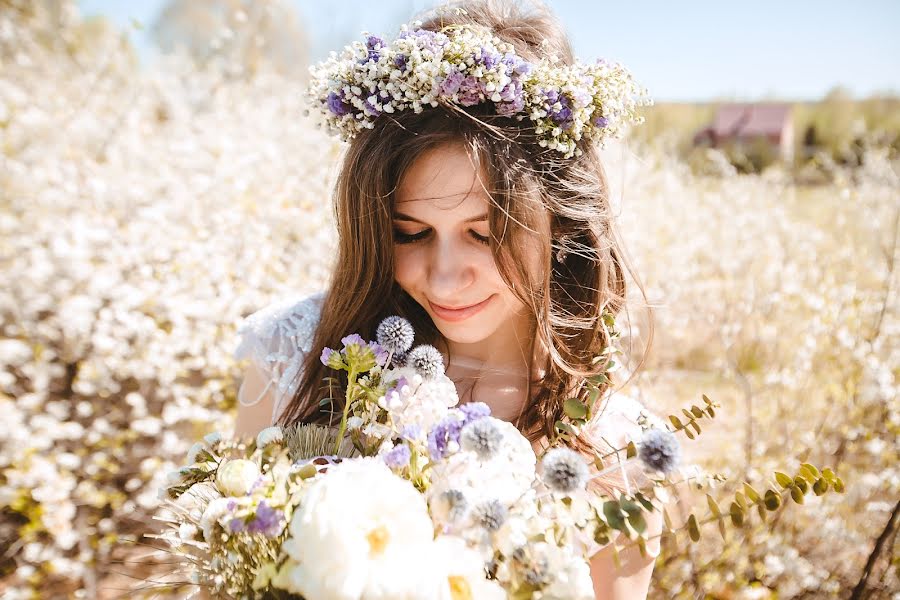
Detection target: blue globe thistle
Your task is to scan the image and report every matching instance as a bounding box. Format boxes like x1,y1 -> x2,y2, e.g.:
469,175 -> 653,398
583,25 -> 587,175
473,499 -> 507,532
376,315 -> 416,354
638,428 -> 681,474
438,489 -> 468,522
541,447 -> 589,493
406,344 -> 445,379
459,418 -> 504,460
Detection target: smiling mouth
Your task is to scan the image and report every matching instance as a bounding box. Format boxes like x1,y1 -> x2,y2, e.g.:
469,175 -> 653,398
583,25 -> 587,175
428,295 -> 494,322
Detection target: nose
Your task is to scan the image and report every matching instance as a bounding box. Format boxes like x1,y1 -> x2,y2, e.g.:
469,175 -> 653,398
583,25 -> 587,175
426,238 -> 476,300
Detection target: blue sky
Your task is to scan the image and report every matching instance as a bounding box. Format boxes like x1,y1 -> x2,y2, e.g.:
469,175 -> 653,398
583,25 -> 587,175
79,0 -> 899,102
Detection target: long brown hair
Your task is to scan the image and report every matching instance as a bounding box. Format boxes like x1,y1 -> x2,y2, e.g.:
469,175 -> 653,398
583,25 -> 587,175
278,0 -> 654,460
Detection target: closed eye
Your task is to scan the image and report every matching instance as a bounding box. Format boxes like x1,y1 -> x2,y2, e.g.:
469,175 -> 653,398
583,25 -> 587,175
392,228 -> 490,245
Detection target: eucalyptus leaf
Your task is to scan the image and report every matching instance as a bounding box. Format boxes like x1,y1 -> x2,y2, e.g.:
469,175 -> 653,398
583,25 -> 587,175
687,514 -> 701,542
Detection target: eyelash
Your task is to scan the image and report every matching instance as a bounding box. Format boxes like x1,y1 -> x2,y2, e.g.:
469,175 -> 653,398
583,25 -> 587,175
393,228 -> 490,246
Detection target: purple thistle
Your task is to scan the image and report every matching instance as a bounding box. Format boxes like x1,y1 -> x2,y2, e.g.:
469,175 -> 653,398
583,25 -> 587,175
383,444 -> 411,468
341,333 -> 366,349
246,501 -> 283,536
400,424 -> 423,442
459,402 -> 491,421
428,418 -> 461,461
320,347 -> 334,366
326,91 -> 350,116
368,341 -> 390,367
228,517 -> 246,533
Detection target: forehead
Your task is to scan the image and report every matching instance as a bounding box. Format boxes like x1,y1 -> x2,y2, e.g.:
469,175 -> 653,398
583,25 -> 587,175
395,143 -> 490,211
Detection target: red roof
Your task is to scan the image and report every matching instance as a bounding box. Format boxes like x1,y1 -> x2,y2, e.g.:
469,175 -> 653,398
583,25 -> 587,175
709,103 -> 792,138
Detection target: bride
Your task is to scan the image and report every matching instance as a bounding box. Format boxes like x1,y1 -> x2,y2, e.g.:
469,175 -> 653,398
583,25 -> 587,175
233,1 -> 663,597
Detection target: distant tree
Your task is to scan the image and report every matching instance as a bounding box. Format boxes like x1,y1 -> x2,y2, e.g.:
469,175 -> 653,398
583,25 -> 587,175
152,0 -> 310,78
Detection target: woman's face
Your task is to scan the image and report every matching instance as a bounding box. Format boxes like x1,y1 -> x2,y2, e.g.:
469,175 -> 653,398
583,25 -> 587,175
392,142 -> 537,346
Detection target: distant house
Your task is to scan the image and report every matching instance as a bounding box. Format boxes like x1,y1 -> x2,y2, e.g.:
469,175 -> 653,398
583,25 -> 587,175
693,103 -> 795,164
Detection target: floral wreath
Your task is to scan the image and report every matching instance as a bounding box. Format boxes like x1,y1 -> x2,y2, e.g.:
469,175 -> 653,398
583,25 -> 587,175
304,21 -> 653,158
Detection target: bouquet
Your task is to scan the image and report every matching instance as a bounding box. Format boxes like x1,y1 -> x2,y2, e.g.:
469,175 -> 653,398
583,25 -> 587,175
151,315 -> 843,599
152,314 -> 687,599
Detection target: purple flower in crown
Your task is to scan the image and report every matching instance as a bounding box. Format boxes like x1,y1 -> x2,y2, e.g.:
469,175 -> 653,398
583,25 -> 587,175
246,501 -> 283,536
326,91 -> 351,116
479,47 -> 499,69
458,76 -> 483,107
364,96 -> 382,117
394,53 -> 408,71
229,517 -> 245,533
365,34 -> 385,62
592,115 -> 609,128
497,81 -> 525,116
438,70 -> 465,97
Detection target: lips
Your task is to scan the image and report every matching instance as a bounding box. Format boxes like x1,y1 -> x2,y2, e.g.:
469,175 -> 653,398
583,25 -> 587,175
428,295 -> 494,322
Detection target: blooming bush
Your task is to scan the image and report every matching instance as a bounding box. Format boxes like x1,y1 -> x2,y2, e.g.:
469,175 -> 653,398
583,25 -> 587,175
0,2 -> 896,598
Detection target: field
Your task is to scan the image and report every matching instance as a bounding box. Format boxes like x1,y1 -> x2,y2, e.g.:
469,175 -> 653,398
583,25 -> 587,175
1,4 -> 897,599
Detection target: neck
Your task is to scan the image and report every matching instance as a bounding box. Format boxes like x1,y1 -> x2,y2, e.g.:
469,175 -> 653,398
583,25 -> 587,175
440,312 -> 540,378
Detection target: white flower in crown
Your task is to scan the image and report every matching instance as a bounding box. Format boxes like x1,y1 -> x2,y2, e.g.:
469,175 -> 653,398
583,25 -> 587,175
305,22 -> 652,158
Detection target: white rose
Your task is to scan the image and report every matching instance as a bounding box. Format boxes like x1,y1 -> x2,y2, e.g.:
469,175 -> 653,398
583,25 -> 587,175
215,459 -> 260,496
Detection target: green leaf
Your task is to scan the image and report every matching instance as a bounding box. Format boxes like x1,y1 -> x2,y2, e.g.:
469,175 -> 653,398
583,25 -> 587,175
790,486 -> 805,504
669,415 -> 683,429
833,477 -> 845,493
774,471 -> 793,488
689,420 -> 702,435
687,514 -> 701,542
705,406 -> 716,418
662,507 -> 674,531
813,478 -> 829,496
734,491 -> 747,511
764,489 -> 782,511
793,476 -> 810,495
800,462 -> 820,480
603,500 -> 626,532
555,420 -> 577,436
564,398 -> 588,420
690,405 -> 704,418
681,408 -> 694,420
757,502 -> 767,522
627,510 -> 648,535
625,441 -> 637,459
706,494 -> 721,518
684,428 -> 695,440
635,492 -> 655,512
729,501 -> 745,527
743,482 -> 761,503
822,467 -> 837,483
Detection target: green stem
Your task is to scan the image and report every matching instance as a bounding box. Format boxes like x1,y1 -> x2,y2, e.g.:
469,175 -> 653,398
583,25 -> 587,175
333,368 -> 357,455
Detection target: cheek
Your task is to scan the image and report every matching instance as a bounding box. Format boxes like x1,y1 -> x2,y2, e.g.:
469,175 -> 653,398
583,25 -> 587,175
393,246 -> 422,291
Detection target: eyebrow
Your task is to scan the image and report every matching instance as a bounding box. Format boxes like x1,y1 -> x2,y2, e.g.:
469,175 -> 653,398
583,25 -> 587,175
392,212 -> 488,224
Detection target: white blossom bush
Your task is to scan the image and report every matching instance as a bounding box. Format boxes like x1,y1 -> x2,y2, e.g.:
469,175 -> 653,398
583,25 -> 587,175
0,1 -> 897,598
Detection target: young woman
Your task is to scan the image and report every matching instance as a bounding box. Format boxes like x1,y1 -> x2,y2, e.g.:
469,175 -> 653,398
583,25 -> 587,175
235,1 -> 663,597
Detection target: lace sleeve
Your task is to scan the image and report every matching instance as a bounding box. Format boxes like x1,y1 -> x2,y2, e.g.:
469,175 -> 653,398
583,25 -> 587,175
233,290 -> 325,425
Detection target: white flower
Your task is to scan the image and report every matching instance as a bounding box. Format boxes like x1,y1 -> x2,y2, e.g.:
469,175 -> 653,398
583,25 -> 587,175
199,497 -> 233,542
428,417 -> 535,508
382,366 -> 458,435
256,426 -> 283,448
273,457 -> 436,600
186,442 -> 206,464
426,535 -> 506,600
214,459 -> 260,496
203,431 -> 222,446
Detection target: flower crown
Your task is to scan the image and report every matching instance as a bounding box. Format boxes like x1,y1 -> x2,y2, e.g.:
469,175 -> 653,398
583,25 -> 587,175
305,21 -> 653,159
